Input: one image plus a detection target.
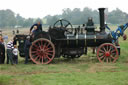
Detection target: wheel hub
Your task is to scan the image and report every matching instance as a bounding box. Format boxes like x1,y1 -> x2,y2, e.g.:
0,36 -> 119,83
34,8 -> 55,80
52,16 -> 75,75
105,51 -> 110,57
41,49 -> 44,53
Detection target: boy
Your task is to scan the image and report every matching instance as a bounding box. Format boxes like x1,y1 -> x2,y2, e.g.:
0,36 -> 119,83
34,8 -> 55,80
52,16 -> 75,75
32,26 -> 38,35
31,26 -> 38,39
12,45 -> 18,64
7,40 -> 14,65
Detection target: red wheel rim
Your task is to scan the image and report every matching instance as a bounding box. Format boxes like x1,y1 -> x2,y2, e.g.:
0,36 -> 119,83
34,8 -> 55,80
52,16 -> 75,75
29,38 -> 55,64
97,43 -> 119,63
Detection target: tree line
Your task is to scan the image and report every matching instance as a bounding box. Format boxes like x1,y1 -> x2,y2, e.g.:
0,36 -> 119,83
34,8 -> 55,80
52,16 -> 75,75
0,7 -> 128,28
44,7 -> 128,25
0,9 -> 42,28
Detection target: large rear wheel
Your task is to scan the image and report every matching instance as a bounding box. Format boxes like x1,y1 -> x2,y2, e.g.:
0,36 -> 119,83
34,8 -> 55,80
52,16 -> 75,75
29,38 -> 55,64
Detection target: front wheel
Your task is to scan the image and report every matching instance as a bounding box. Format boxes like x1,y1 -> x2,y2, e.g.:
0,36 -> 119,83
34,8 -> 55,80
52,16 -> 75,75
97,43 -> 119,63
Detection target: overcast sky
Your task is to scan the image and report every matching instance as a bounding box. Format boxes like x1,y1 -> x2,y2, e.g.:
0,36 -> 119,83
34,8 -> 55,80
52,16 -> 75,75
0,0 -> 127,18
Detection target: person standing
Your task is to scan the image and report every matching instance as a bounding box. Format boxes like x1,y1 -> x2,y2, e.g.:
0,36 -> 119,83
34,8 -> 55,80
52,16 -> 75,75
16,29 -> 19,34
12,30 -> 15,35
0,36 -> 5,64
12,45 -> 18,64
6,40 -> 14,65
0,42 -> 3,64
24,36 -> 31,64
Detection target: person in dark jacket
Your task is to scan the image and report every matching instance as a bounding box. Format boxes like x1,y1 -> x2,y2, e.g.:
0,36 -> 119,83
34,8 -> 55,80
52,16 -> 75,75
24,36 -> 31,64
30,21 -> 42,34
0,42 -> 5,64
86,17 -> 94,26
0,43 -> 5,64
0,36 -> 5,64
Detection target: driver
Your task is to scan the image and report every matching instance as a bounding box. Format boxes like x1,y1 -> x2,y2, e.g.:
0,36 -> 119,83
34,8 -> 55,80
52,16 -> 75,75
86,17 -> 94,26
30,21 -> 42,34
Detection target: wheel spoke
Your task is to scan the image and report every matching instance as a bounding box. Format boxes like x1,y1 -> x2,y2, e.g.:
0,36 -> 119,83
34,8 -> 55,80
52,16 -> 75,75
37,42 -> 41,46
42,56 -> 43,64
111,50 -> 116,53
99,53 -> 104,56
37,42 -> 42,50
46,43 -> 50,48
41,40 -> 43,48
32,53 -> 38,56
109,46 -> 112,52
41,41 -> 43,46
39,56 -> 42,62
106,45 -> 109,51
34,56 -> 40,61
32,47 -> 39,50
100,55 -> 105,59
65,23 -> 70,28
35,48 -> 40,52
110,55 -> 115,59
45,52 -> 53,56
99,49 -> 105,53
43,42 -> 47,50
106,57 -> 109,63
45,47 -> 52,51
46,55 -> 52,61
46,50 -> 54,53
102,47 -> 106,52
60,20 -> 63,27
31,51 -> 38,53
31,50 -> 40,55
111,52 -> 116,56
109,57 -> 111,62
33,44 -> 38,48
102,57 -> 106,61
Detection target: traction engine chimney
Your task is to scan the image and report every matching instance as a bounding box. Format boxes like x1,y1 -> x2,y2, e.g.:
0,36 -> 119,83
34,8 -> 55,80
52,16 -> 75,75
99,8 -> 105,32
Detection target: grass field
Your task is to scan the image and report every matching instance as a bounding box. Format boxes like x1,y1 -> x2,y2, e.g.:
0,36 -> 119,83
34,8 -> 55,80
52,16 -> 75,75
0,25 -> 128,85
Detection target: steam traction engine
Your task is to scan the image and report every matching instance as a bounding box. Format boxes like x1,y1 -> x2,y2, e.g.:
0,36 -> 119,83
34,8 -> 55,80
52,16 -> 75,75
14,8 -> 128,64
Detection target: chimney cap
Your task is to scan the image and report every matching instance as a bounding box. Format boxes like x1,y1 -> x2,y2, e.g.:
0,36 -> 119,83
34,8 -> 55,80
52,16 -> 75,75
98,8 -> 105,10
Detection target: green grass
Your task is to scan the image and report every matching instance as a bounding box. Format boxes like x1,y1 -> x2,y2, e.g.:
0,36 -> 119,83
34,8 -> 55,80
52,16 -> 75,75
0,62 -> 128,85
3,72 -> 128,85
0,26 -> 128,85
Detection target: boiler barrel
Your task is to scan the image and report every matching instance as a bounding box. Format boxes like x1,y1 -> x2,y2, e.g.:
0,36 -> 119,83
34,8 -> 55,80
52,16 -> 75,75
62,34 -> 112,47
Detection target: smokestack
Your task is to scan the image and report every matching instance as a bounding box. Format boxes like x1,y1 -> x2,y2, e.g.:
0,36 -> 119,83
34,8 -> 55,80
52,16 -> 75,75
99,8 -> 105,32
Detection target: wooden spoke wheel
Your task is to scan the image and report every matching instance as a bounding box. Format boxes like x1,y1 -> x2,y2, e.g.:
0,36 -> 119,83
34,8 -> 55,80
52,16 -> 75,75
97,43 -> 119,63
29,38 -> 55,64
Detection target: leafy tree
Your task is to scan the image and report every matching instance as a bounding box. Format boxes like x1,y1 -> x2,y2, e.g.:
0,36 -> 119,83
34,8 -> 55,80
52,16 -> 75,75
107,8 -> 128,24
16,14 -> 25,27
0,9 -> 16,28
0,10 -> 7,28
44,15 -> 58,25
23,18 -> 34,27
0,7 -> 128,29
6,9 -> 16,27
